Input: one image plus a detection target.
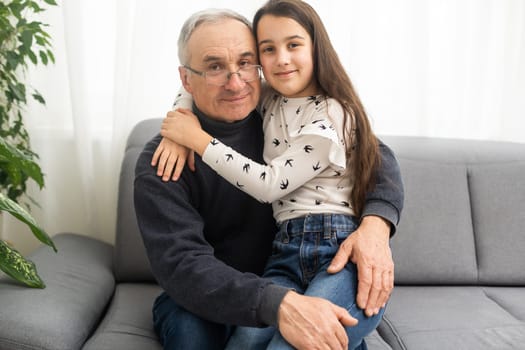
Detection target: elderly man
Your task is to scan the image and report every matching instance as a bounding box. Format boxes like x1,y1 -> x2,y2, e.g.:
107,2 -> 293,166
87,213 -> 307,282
134,8 -> 403,350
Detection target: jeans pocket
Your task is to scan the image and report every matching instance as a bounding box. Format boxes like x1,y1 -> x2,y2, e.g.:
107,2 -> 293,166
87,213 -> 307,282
334,229 -> 354,245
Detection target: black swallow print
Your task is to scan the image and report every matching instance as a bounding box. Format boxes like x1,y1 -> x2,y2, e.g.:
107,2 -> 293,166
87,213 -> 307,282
280,179 -> 289,190
285,159 -> 293,167
273,139 -> 280,147
210,139 -> 219,145
226,154 -> 233,161
304,145 -> 313,153
313,162 -> 321,171
260,172 -> 266,180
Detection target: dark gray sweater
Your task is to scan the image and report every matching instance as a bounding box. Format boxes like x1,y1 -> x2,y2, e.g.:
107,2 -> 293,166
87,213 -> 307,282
134,106 -> 403,327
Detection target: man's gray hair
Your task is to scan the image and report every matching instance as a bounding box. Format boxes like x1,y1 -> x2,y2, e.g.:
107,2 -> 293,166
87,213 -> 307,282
177,9 -> 252,65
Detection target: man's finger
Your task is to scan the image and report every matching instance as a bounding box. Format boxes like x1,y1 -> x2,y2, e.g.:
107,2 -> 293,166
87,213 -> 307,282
327,240 -> 352,274
365,268 -> 382,316
356,264 -> 372,310
335,305 -> 358,327
334,305 -> 355,350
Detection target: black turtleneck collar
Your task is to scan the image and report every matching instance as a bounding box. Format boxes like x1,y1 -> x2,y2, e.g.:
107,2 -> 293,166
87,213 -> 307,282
191,103 -> 260,139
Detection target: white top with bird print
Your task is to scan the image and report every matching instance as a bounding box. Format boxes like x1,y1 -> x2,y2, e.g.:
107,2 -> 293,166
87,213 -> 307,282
202,89 -> 354,223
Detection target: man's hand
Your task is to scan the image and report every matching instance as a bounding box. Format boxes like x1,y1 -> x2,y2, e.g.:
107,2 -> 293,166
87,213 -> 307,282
327,216 -> 394,317
278,291 -> 358,350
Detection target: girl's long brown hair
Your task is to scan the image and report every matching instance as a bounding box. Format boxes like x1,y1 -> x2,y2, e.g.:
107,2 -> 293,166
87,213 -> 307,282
253,0 -> 380,217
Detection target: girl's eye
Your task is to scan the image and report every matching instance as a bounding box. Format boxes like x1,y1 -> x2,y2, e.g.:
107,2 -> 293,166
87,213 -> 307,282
288,42 -> 300,49
260,46 -> 274,53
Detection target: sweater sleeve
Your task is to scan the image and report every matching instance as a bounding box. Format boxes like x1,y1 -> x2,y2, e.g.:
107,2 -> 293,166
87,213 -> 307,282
361,139 -> 405,235
134,137 -> 288,327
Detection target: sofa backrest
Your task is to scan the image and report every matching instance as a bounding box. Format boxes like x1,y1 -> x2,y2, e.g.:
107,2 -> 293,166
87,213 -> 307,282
114,118 -> 161,282
114,119 -> 525,286
382,136 -> 525,286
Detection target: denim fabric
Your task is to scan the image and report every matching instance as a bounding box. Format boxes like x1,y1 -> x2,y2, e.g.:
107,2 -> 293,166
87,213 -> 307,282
153,292 -> 233,350
226,214 -> 384,350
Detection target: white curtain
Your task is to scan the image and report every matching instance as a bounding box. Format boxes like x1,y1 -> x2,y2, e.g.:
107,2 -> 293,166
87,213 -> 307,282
4,0 -> 524,254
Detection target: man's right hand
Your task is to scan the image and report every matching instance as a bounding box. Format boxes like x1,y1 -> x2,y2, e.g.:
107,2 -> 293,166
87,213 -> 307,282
278,291 -> 357,350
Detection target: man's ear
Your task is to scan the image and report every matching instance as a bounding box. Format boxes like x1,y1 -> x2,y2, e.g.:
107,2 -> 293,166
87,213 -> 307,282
178,66 -> 193,94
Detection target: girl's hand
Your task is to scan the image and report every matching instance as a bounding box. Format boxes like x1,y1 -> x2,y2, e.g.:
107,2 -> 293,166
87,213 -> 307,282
161,108 -> 213,156
160,108 -> 202,148
152,137 -> 195,182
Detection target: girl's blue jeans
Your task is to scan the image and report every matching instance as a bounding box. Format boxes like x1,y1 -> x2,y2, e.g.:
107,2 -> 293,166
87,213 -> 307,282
225,213 -> 385,350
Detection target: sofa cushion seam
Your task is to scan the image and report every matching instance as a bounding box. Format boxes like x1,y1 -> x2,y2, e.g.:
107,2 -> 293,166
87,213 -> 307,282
381,315 -> 408,350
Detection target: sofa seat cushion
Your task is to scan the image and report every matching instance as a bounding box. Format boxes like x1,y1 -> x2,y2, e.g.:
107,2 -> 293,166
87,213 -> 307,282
82,283 -> 162,350
483,287 -> 525,321
379,286 -> 525,350
366,330 -> 394,349
0,233 -> 114,350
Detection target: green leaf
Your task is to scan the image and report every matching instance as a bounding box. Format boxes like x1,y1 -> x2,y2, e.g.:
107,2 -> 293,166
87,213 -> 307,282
43,0 -> 58,6
7,81 -> 26,103
27,50 -> 37,64
32,91 -> 46,105
5,51 -> 20,70
0,137 -> 44,189
0,240 -> 45,288
46,49 -> 55,63
28,2 -> 44,13
38,50 -> 48,65
20,30 -> 33,49
0,192 -> 56,252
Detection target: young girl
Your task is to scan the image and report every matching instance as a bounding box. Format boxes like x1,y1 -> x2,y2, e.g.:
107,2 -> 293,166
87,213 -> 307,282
156,1 -> 384,348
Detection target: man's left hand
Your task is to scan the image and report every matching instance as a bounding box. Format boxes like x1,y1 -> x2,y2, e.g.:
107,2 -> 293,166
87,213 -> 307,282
327,215 -> 394,317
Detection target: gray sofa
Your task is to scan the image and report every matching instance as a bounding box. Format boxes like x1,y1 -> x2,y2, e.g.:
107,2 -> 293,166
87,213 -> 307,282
1,118 -> 524,350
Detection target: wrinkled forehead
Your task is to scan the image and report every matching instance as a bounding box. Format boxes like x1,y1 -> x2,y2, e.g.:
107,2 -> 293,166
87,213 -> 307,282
186,19 -> 257,66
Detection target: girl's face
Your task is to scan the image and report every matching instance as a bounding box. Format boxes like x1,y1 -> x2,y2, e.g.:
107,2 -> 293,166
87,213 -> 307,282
257,15 -> 320,98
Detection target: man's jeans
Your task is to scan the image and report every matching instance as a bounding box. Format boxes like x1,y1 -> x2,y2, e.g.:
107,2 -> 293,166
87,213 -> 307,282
226,214 -> 384,350
153,292 -> 233,350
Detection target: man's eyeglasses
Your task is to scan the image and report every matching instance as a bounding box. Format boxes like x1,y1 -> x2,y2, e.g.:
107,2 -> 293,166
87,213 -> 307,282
183,64 -> 262,86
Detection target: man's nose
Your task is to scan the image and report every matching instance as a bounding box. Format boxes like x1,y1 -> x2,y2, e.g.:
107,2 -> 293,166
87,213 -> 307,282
223,72 -> 245,91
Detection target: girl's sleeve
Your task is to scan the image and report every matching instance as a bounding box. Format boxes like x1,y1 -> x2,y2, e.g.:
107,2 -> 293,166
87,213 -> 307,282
172,86 -> 193,110
202,115 -> 346,203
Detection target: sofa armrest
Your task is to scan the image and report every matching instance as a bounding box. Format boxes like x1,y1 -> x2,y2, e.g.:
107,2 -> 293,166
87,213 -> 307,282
0,233 -> 115,350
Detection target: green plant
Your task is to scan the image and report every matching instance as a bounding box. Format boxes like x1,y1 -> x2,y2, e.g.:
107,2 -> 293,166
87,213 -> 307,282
0,0 -> 57,288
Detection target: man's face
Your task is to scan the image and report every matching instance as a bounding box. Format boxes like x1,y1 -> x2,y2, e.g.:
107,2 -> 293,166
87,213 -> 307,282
179,19 -> 261,123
